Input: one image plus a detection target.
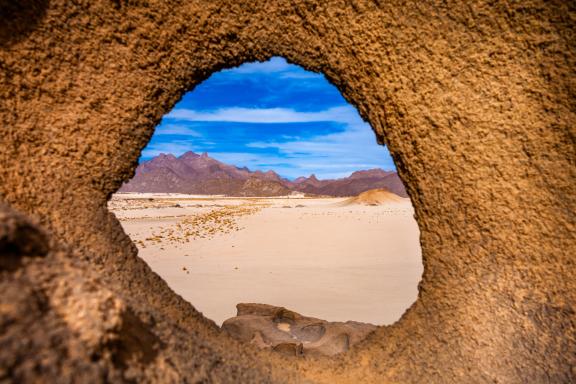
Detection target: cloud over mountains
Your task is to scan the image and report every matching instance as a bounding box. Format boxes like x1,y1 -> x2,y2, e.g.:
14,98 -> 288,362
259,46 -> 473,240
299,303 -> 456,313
140,57 -> 396,179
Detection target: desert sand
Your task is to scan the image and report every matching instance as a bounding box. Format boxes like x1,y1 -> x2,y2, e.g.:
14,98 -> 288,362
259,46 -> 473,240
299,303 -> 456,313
109,193 -> 422,326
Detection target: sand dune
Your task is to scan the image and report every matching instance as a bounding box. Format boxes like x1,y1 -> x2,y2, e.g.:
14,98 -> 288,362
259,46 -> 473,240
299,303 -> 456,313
340,188 -> 406,206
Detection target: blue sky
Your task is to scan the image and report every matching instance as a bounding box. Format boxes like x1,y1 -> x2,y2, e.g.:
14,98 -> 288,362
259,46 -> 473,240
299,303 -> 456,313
142,57 -> 396,179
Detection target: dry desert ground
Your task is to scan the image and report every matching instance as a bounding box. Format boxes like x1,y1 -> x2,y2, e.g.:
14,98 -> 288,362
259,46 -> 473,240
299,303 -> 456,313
109,193 -> 422,326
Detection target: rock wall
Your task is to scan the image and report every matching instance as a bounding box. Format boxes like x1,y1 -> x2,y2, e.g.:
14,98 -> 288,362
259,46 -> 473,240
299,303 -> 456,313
1,1 -> 574,382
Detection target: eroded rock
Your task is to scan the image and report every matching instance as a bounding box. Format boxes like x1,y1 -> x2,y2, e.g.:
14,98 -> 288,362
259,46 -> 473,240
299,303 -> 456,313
0,0 -> 574,382
222,303 -> 377,357
0,203 -> 48,271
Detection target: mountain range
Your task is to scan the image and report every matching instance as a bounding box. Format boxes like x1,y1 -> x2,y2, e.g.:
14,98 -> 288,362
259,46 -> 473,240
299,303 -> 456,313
119,151 -> 407,197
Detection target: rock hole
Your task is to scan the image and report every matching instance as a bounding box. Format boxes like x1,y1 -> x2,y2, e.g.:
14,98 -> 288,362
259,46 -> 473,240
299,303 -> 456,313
110,57 -> 423,356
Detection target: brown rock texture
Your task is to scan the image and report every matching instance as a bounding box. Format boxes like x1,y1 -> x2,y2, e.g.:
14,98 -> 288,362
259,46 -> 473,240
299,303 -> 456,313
0,1 -> 574,383
222,304 -> 377,357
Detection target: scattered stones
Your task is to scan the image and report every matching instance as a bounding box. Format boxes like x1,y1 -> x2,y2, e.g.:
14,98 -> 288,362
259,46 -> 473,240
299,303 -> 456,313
140,204 -> 265,246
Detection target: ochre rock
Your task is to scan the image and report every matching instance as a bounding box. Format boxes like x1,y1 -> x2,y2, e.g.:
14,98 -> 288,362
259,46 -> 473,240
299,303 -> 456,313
0,1 -> 574,383
222,303 -> 377,357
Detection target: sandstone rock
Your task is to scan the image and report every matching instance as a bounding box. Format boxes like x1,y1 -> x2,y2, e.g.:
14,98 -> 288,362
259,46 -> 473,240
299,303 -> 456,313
0,1 -> 574,382
222,303 -> 377,357
0,203 -> 48,271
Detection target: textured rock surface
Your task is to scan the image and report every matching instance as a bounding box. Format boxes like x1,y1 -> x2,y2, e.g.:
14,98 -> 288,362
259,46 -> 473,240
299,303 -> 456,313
223,304 -> 377,357
0,1 -> 575,383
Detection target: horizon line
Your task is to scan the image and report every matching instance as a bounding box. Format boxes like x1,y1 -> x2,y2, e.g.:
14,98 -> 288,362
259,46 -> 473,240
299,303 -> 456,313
138,150 -> 397,181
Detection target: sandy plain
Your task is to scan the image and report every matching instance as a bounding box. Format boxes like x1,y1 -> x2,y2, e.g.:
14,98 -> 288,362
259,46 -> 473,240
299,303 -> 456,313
109,193 -> 422,326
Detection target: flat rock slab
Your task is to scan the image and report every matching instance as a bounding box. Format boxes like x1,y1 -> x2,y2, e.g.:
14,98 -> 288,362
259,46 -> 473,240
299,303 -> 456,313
222,303 -> 377,357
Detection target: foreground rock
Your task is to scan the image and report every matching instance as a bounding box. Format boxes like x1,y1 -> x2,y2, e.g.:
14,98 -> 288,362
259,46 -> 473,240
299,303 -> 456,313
222,303 -> 377,357
2,1 -> 573,382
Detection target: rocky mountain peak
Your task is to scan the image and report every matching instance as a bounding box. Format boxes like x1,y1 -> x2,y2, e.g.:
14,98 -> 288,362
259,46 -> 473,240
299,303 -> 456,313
349,168 -> 391,179
121,153 -> 407,197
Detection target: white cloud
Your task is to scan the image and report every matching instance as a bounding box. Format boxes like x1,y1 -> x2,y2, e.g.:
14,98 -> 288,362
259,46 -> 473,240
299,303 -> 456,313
229,57 -> 292,74
153,124 -> 202,136
279,71 -> 323,80
141,56 -> 396,178
165,106 -> 359,124
208,146 -> 391,179
212,57 -> 326,91
243,113 -> 396,178
141,127 -> 394,179
207,152 -> 281,166
146,106 -> 395,178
